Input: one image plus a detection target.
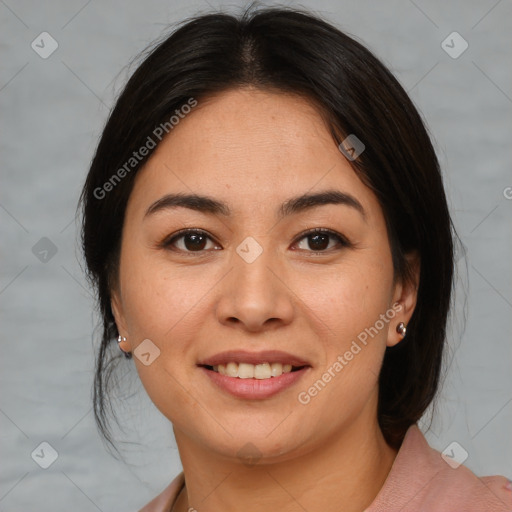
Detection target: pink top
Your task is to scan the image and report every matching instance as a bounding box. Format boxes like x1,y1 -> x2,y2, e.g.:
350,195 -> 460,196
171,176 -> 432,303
139,424 -> 512,511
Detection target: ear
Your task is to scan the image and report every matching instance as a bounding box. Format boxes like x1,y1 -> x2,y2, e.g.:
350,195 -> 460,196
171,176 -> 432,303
387,251 -> 420,347
110,288 -> 130,353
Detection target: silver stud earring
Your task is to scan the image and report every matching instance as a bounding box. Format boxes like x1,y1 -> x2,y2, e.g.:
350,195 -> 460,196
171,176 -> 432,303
117,335 -> 131,358
396,322 -> 407,337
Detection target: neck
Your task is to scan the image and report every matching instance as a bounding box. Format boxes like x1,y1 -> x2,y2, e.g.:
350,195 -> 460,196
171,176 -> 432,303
172,411 -> 398,512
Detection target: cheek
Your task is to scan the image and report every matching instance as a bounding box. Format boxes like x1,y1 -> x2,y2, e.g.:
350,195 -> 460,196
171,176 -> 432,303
294,264 -> 392,423
299,258 -> 393,341
120,247 -> 209,338
296,258 -> 394,411
117,249 -> 206,423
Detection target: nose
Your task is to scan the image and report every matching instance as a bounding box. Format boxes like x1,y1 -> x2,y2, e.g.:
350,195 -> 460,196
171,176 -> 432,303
215,241 -> 295,333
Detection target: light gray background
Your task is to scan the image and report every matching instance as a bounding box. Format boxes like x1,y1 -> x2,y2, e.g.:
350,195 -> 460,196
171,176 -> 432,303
1,0 -> 511,510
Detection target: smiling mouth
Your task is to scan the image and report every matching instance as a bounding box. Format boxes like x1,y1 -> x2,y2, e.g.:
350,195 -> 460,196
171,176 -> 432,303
200,362 -> 308,380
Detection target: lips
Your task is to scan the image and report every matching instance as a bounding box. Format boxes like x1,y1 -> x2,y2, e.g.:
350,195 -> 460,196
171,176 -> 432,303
197,350 -> 311,399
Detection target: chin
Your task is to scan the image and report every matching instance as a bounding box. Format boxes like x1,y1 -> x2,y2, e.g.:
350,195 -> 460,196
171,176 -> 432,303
193,423 -> 315,466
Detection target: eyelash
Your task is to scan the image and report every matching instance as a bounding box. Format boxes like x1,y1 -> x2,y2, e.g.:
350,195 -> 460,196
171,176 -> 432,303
160,227 -> 351,255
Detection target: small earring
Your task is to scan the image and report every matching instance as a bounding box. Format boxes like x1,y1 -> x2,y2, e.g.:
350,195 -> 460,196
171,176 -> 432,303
117,335 -> 131,358
396,322 -> 407,337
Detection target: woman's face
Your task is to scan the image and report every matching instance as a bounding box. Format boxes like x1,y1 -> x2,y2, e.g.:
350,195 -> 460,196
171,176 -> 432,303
111,87 -> 416,463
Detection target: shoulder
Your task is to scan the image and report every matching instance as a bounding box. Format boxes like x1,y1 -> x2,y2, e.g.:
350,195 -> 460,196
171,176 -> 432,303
138,472 -> 185,512
366,424 -> 512,512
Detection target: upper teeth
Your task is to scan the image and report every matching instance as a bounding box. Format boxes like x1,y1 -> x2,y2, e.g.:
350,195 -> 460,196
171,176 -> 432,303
213,362 -> 294,379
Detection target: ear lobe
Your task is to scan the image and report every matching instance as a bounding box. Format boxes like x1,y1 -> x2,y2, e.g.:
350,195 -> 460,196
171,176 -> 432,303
110,290 -> 128,337
387,251 -> 420,347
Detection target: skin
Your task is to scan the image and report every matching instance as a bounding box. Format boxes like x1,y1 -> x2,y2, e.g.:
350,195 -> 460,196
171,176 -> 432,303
111,87 -> 419,512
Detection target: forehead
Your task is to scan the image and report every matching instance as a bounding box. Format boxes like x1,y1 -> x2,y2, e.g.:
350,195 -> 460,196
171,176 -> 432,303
126,88 -> 381,222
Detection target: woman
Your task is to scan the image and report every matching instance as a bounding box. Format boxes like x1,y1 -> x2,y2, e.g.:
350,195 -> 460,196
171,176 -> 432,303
79,6 -> 512,511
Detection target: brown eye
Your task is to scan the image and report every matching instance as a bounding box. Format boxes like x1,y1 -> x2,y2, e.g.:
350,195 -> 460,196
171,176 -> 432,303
294,228 -> 350,252
163,229 -> 219,253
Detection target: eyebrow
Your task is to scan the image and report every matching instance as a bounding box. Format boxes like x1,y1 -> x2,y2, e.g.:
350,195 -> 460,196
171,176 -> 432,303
144,189 -> 366,222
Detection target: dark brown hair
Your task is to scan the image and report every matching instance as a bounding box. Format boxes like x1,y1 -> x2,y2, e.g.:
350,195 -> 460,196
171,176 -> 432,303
79,4 -> 456,455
